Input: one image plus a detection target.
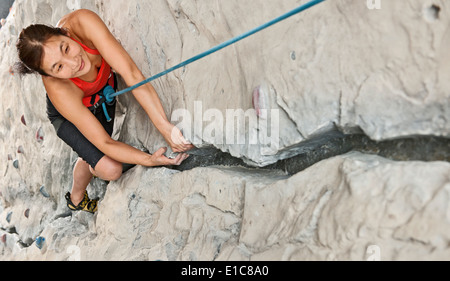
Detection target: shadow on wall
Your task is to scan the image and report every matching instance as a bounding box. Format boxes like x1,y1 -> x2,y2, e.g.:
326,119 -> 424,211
0,0 -> 15,21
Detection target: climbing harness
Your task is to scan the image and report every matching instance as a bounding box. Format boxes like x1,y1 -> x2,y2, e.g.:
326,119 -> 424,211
89,88 -> 115,122
99,0 -> 326,119
88,73 -> 117,122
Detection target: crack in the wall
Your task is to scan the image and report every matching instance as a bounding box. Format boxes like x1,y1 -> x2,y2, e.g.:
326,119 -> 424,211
174,131 -> 450,176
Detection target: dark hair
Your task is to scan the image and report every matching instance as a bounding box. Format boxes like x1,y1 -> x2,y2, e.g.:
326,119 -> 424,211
15,24 -> 69,76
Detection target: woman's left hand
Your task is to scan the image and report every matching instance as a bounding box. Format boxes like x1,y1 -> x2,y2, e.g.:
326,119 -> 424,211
161,123 -> 195,153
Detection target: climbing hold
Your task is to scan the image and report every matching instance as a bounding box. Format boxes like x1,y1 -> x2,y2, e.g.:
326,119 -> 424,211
20,115 -> 26,126
35,236 -> 45,250
7,154 -> 12,161
39,186 -> 50,198
290,51 -> 296,60
13,159 -> 19,169
252,86 -> 262,117
5,108 -> 12,119
36,127 -> 44,143
1,234 -> 6,244
424,4 -> 441,22
17,145 -> 24,154
24,209 -> 30,218
6,212 -> 12,223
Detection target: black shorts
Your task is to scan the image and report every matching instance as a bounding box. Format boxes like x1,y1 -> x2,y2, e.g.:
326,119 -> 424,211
46,76 -> 117,169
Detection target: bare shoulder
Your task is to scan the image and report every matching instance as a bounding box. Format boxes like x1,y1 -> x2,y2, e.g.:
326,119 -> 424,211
57,9 -> 99,25
57,9 -> 106,46
57,9 -> 103,29
43,76 -> 83,103
43,75 -> 100,132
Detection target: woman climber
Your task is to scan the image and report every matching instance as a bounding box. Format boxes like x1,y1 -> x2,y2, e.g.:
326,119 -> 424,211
15,9 -> 194,213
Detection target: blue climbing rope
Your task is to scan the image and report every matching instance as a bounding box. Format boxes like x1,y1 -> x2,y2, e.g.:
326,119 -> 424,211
102,0 -> 326,106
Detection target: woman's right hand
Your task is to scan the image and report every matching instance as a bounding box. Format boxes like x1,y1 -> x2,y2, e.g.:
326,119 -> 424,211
147,147 -> 189,167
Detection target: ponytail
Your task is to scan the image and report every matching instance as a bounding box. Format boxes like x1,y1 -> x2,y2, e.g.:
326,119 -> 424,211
13,61 -> 36,76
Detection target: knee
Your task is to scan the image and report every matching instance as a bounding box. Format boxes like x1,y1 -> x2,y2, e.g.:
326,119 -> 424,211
93,157 -> 123,181
105,165 -> 123,181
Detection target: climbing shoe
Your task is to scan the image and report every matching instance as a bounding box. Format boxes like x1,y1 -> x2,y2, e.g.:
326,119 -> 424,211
65,191 -> 99,213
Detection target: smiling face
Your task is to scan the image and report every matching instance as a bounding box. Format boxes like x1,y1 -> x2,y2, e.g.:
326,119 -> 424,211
41,35 -> 91,79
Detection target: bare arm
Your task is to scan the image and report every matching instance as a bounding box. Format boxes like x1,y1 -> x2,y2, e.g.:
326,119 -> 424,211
44,78 -> 187,166
73,9 -> 193,153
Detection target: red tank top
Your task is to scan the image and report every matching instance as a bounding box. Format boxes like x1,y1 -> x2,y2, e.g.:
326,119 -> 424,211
69,37 -> 115,108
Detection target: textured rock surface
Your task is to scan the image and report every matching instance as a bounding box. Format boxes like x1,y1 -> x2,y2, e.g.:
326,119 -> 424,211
94,0 -> 450,166
2,153 -> 450,261
1,0 -> 450,261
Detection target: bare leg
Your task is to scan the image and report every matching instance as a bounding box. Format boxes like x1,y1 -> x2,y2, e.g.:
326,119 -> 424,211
90,156 -> 123,182
70,158 -> 93,206
70,156 -> 123,206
